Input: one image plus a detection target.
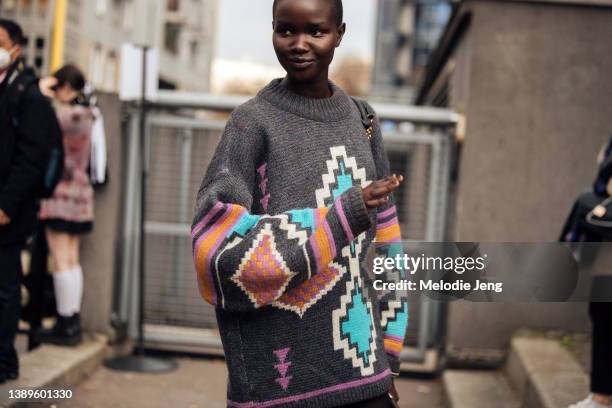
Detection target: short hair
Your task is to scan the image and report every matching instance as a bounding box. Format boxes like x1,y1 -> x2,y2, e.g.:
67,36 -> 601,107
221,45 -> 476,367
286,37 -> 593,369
53,64 -> 86,92
273,0 -> 344,26
0,19 -> 25,46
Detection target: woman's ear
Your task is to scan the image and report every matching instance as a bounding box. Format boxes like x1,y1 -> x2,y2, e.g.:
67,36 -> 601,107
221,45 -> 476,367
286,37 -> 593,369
335,23 -> 346,48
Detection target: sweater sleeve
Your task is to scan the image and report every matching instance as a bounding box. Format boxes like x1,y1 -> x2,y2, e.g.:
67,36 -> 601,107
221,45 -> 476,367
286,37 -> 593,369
192,112 -> 372,312
370,115 -> 409,376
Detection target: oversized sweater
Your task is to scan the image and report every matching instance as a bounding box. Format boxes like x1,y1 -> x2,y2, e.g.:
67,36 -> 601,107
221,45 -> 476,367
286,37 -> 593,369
192,79 -> 408,408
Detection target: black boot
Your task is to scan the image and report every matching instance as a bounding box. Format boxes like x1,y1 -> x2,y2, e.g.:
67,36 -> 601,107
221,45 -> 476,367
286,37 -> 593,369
0,368 -> 18,384
37,314 -> 82,347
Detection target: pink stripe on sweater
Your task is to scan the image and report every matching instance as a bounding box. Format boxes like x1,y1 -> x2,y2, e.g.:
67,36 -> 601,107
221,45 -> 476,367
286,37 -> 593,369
227,369 -> 391,408
377,206 -> 396,220
191,201 -> 225,239
376,217 -> 399,230
334,196 -> 354,242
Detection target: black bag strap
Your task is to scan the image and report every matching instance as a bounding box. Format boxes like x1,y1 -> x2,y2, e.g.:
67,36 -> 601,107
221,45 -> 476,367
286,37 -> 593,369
351,97 -> 375,141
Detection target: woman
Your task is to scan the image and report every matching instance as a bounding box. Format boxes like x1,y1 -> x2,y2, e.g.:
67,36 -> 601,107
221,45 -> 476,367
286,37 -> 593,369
191,0 -> 408,406
37,64 -> 94,347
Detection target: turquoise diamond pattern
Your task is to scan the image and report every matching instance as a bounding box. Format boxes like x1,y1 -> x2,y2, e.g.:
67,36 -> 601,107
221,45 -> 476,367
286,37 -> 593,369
331,161 -> 354,202
341,285 -> 373,365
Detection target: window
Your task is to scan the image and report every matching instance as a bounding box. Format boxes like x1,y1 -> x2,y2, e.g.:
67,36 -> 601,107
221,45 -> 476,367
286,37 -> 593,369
96,0 -> 107,16
190,40 -> 198,64
19,0 -> 31,12
123,0 -> 134,30
37,0 -> 49,14
164,22 -> 181,54
90,45 -> 104,88
167,0 -> 179,12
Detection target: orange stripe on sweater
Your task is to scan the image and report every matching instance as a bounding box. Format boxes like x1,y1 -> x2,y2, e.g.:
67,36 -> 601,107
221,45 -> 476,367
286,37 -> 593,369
384,338 -> 404,354
195,205 -> 246,305
376,223 -> 401,243
312,208 -> 333,267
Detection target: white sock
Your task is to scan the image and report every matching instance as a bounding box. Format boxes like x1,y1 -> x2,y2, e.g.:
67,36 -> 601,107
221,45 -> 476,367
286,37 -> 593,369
53,270 -> 74,317
72,265 -> 83,314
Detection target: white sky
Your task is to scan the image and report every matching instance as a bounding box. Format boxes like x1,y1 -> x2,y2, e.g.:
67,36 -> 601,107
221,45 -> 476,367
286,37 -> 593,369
215,0 -> 377,67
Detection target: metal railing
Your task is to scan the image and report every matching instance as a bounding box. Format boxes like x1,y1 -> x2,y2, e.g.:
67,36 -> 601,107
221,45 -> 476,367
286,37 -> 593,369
117,90 -> 458,364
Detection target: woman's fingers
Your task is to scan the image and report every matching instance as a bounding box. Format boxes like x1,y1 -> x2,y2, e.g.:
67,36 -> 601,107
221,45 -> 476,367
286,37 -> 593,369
370,177 -> 402,197
362,174 -> 405,209
365,196 -> 390,208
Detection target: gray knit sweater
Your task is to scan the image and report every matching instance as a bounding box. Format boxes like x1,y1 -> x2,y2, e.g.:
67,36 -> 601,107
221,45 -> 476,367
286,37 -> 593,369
192,79 -> 408,407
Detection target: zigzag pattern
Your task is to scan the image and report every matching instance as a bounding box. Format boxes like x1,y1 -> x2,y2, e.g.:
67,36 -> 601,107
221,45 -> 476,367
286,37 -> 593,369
315,146 -> 370,208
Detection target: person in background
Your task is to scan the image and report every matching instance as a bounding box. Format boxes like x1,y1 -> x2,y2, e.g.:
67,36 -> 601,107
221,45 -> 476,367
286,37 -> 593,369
565,136 -> 612,408
37,64 -> 95,347
0,19 -> 59,384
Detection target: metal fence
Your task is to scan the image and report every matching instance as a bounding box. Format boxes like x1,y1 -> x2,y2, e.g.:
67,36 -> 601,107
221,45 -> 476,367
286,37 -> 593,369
117,90 -> 458,362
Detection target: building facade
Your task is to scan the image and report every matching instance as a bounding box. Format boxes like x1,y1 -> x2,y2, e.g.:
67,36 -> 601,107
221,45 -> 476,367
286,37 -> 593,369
0,0 -> 218,93
372,0 -> 451,102
417,0 -> 612,355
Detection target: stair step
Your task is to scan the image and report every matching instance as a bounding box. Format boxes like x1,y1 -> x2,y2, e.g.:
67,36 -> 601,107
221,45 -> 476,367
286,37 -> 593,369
443,370 -> 521,408
0,335 -> 107,407
505,337 -> 589,408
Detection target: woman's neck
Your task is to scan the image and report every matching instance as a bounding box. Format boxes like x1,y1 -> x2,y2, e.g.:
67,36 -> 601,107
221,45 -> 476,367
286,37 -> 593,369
281,74 -> 332,99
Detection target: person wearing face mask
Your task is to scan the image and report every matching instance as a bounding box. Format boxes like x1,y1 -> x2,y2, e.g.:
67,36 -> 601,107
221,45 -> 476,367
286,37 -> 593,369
0,19 -> 60,384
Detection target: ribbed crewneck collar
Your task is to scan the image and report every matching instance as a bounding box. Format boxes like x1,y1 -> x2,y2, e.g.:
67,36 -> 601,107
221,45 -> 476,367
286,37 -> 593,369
257,78 -> 353,123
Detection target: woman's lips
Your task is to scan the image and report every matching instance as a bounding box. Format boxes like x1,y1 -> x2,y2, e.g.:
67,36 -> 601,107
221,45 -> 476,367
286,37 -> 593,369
287,59 -> 315,70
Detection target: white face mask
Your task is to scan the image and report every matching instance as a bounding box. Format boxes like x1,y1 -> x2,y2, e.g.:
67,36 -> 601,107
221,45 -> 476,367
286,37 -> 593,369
0,47 -> 16,71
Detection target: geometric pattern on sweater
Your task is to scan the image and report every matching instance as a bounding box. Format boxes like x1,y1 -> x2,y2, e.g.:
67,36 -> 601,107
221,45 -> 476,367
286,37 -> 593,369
231,223 -> 296,308
375,205 -> 409,360
257,162 -> 270,212
332,233 -> 378,376
273,347 -> 293,391
315,146 -> 369,264
382,303 -> 409,358
274,261 -> 346,318
315,145 -> 369,208
272,146 -> 370,318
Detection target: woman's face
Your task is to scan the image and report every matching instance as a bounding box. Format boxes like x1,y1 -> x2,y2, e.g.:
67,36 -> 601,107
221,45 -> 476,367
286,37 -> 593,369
272,0 -> 345,84
55,83 -> 79,103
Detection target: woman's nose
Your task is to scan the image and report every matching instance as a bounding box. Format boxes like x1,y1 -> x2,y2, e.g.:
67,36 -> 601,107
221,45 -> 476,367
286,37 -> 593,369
290,34 -> 309,53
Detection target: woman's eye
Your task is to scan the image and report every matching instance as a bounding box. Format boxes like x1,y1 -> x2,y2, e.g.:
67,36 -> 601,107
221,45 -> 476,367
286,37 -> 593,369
282,29 -> 291,36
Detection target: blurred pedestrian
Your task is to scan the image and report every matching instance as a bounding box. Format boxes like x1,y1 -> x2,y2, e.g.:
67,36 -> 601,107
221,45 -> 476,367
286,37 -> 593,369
0,19 -> 61,384
191,0 -> 407,406
37,64 -> 95,347
566,136 -> 612,408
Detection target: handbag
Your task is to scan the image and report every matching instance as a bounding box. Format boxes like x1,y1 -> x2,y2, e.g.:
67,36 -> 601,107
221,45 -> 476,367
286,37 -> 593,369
586,196 -> 612,228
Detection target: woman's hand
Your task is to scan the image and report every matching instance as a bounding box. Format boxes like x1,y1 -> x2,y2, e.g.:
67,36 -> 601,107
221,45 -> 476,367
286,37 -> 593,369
0,209 -> 11,226
362,174 -> 404,211
39,76 -> 58,99
389,378 -> 400,405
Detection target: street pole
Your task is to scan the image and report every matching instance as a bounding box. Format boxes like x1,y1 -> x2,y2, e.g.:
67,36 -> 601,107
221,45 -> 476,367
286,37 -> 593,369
104,45 -> 176,374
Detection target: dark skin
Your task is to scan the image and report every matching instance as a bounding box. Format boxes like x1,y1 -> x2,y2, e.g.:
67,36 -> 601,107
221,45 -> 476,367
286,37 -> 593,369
272,0 -> 403,402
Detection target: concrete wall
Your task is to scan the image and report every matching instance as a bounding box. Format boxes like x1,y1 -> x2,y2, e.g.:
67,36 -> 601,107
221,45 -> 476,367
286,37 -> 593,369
80,93 -> 124,337
428,1 -> 612,351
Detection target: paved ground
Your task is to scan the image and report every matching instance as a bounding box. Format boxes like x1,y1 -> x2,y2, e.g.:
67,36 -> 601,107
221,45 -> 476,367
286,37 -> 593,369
49,357 -> 443,408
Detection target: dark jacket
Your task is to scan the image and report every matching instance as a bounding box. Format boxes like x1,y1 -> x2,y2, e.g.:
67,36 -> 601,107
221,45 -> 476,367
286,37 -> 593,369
0,64 -> 59,245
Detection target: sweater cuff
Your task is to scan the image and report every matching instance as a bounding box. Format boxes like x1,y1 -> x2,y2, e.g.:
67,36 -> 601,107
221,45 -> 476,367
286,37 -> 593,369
387,355 -> 401,376
339,186 -> 372,239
